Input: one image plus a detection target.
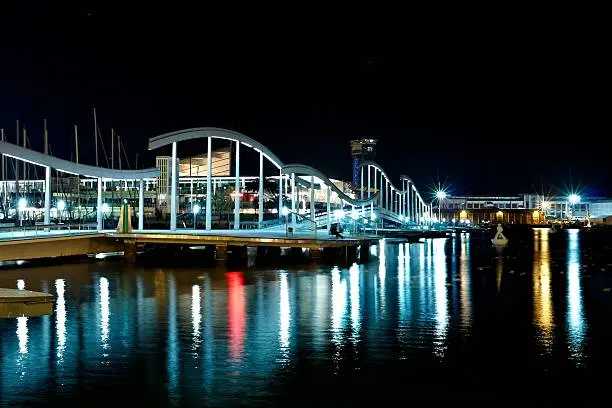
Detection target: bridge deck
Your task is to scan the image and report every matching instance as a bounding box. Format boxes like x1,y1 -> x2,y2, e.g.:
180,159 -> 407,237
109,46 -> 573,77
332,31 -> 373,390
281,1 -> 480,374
108,229 -> 373,249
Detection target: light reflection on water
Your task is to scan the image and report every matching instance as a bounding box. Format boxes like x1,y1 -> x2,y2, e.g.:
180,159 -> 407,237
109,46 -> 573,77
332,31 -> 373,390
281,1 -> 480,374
533,228 -> 554,351
567,229 -> 585,362
0,231 -> 604,405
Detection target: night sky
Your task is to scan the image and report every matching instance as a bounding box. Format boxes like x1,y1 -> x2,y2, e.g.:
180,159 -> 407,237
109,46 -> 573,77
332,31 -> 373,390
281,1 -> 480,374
1,9 -> 610,197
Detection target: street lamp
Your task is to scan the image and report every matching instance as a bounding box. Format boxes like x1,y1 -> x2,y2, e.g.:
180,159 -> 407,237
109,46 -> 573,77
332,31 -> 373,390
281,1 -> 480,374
57,200 -> 66,223
18,198 -> 27,226
569,194 -> 580,204
192,204 -> 201,230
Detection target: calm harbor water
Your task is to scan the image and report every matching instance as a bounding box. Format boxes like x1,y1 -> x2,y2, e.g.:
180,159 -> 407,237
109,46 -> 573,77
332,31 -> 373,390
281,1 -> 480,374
2,229 -> 612,406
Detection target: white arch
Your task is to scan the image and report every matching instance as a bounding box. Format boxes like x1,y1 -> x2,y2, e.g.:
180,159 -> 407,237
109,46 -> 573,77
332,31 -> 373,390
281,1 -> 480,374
148,127 -> 284,169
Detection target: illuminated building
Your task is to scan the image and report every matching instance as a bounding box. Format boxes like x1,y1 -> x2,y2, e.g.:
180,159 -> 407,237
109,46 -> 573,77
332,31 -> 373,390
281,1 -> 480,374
349,139 -> 377,185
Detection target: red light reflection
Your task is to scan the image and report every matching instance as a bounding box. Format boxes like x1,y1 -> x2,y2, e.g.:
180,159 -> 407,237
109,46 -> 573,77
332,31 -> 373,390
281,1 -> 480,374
226,272 -> 245,362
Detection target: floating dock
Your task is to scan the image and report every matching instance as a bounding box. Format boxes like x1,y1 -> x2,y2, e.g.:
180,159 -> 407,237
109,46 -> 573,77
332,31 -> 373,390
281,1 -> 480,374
0,288 -> 54,318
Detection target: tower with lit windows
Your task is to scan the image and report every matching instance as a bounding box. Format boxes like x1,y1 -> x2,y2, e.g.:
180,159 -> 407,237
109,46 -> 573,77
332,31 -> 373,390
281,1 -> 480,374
349,139 -> 377,185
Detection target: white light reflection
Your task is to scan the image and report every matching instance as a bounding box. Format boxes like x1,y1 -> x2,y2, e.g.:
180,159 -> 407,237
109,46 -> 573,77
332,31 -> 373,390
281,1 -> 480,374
192,284 -> 202,355
17,317 -> 28,355
279,272 -> 290,357
55,279 -> 66,361
533,228 -> 553,352
17,279 -> 25,290
331,266 -> 347,361
378,239 -> 386,318
349,263 -> 361,346
433,239 -> 448,358
100,277 -> 110,354
459,234 -> 471,329
567,230 -> 585,362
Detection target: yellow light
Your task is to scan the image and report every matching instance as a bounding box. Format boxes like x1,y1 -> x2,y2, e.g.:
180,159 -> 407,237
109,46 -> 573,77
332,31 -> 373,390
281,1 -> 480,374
541,201 -> 550,210
533,210 -> 540,218
497,211 -> 503,216
460,210 -> 467,218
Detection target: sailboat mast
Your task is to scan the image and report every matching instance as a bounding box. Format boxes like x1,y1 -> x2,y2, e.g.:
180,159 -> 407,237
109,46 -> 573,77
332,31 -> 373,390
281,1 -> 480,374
111,128 -> 114,169
22,126 -> 27,192
75,125 -> 80,215
118,135 -> 122,170
74,125 -> 79,163
93,107 -> 99,167
43,119 -> 48,155
15,120 -> 19,199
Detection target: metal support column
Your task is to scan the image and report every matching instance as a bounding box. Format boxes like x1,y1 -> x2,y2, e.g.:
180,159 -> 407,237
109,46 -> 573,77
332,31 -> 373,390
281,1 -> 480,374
291,173 -> 296,226
258,152 -> 264,226
310,176 -> 315,228
278,170 -> 283,219
138,179 -> 144,230
206,137 -> 212,230
326,186 -> 331,231
170,142 -> 177,231
44,166 -> 50,225
379,171 -> 383,208
385,180 -> 389,210
97,177 -> 103,230
233,141 -> 240,230
360,166 -> 364,200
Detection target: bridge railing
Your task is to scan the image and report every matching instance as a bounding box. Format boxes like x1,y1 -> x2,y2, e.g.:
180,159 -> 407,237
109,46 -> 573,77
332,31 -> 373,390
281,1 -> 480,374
0,222 -> 99,240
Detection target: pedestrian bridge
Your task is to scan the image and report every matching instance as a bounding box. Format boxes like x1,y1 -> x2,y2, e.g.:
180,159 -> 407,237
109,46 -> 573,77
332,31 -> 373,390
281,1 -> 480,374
0,127 -> 431,237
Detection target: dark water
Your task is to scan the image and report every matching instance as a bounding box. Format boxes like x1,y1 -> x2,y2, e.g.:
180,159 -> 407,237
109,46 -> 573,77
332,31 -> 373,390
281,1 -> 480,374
2,229 -> 612,406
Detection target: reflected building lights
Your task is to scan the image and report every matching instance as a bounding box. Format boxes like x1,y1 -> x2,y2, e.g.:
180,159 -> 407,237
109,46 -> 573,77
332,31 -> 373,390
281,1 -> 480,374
459,234 -> 471,328
17,279 -> 25,290
378,239 -> 386,318
17,317 -> 28,355
349,263 -> 361,346
331,266 -> 347,354
100,277 -> 110,354
167,273 -> 179,404
192,285 -> 202,354
567,230 -> 585,361
227,272 -> 245,362
279,271 -> 290,358
433,239 -> 448,358
533,229 -> 554,351
55,279 -> 66,362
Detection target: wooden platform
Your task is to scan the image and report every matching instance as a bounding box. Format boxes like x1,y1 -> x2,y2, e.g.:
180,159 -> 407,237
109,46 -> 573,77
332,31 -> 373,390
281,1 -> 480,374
0,288 -> 54,318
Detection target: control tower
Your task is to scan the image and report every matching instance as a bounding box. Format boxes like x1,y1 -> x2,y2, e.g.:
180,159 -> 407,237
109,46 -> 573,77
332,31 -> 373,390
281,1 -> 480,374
350,139 -> 377,185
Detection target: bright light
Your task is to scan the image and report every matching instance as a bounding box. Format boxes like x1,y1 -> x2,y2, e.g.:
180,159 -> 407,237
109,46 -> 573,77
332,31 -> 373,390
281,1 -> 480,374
466,219 -> 470,224
442,218 -> 446,222
569,194 -> 581,204
436,191 -> 447,200
451,218 -> 455,223
351,209 -> 359,220
541,201 -> 550,210
230,192 -> 244,199
371,212 -> 377,220
18,198 -> 27,211
57,200 -> 66,211
333,209 -> 345,220
193,204 -> 201,214
101,203 -> 110,214
281,206 -> 289,216
399,215 -> 404,221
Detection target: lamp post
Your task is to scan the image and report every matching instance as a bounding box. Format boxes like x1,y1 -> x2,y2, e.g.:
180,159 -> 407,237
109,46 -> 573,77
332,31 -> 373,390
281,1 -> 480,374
18,198 -> 26,227
193,204 -> 201,230
57,200 -> 66,223
101,203 -> 110,229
